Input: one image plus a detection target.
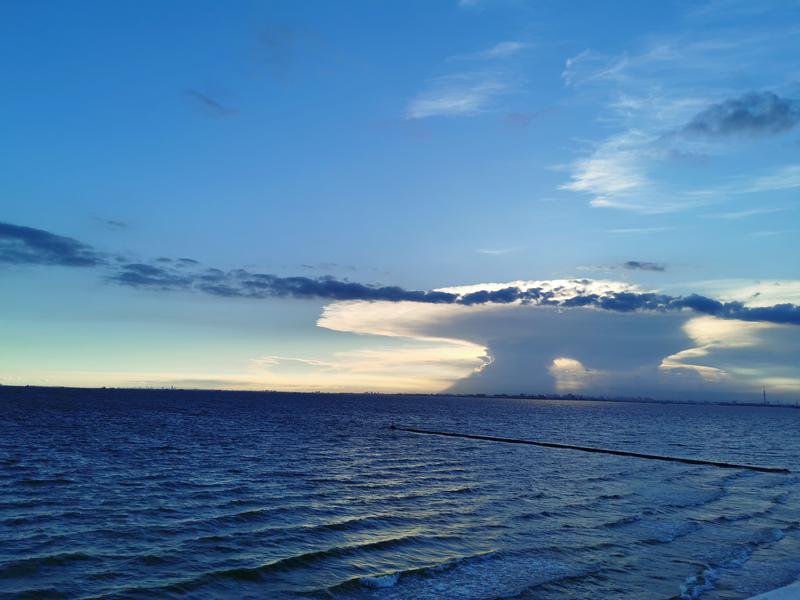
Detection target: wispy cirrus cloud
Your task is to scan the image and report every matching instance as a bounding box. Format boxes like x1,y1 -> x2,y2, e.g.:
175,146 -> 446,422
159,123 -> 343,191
406,72 -> 512,119
406,35 -> 530,119
558,22 -> 800,214
449,41 -> 530,61
477,246 -> 522,255
747,230 -> 790,237
742,164 -> 800,193
707,206 -> 792,220
605,227 -> 675,235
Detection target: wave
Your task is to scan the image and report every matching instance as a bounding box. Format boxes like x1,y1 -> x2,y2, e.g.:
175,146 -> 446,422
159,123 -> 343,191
677,527 -> 787,599
680,564 -> 719,600
601,514 -> 642,528
112,533 -> 450,596
641,520 -> 701,544
0,552 -> 93,579
16,478 -> 74,486
321,549 -> 580,600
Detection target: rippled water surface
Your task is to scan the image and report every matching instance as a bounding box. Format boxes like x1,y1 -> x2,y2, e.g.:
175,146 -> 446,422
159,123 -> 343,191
1,390 -> 799,599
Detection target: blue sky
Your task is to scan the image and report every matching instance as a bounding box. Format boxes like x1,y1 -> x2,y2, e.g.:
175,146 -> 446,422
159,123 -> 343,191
2,0 -> 799,400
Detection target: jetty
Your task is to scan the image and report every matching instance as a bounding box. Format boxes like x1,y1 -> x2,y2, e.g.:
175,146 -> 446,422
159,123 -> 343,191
391,426 -> 791,474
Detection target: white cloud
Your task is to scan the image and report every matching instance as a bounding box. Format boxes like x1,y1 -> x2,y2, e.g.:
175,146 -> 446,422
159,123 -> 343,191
451,41 -> 530,61
558,25 -> 800,214
660,316 -> 770,381
248,344 -> 489,393
548,357 -> 601,391
660,315 -> 800,394
747,230 -> 790,237
708,206 -> 791,219
406,73 -> 511,119
477,246 -> 522,255
672,279 -> 800,307
312,278 -> 800,400
605,227 -> 674,235
743,164 -> 800,193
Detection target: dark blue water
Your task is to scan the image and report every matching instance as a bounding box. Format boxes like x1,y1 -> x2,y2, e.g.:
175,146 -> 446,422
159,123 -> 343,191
1,391 -> 799,599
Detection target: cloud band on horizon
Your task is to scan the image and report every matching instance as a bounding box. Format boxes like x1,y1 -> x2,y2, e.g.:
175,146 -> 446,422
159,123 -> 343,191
2,220 -> 800,327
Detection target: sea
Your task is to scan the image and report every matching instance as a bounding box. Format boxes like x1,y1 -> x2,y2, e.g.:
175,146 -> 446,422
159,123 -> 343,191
1,389 -> 799,599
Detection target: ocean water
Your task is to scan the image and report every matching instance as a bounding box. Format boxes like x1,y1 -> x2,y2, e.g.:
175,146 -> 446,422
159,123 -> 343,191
1,391 -> 799,600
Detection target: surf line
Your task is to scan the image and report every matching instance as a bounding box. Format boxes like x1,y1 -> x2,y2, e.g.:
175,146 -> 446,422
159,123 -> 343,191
390,426 -> 791,474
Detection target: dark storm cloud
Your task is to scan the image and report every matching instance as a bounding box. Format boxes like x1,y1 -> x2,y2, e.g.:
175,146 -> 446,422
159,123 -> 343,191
622,261 -> 666,272
0,222 -> 105,267
226,271 -> 459,303
683,91 -> 800,137
109,263 -> 193,290
6,221 -> 800,327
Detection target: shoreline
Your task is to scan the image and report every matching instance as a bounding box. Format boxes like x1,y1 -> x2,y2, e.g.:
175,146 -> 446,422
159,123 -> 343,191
0,383 -> 798,409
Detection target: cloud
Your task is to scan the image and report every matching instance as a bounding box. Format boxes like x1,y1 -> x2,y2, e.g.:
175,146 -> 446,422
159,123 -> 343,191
7,220 -> 799,398
475,41 -> 528,59
548,357 -> 601,392
320,297 -> 694,398
406,73 -> 511,119
622,261 -> 666,272
477,247 -> 521,255
451,41 -> 529,61
0,222 -> 105,267
561,49 -> 631,87
7,222 -> 800,328
94,218 -> 127,230
606,227 -> 674,235
708,206 -> 790,219
748,230 -> 789,237
558,25 -> 800,213
683,92 -> 800,138
320,284 -> 800,399
249,344 -> 488,393
661,315 -> 800,393
110,263 -> 194,290
185,90 -> 236,117
743,164 -> 800,193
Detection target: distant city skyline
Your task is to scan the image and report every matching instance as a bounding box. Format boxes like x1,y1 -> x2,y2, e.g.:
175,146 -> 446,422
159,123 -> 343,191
2,0 -> 799,401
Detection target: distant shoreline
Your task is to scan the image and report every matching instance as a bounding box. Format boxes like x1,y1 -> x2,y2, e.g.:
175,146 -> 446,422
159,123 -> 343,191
0,384 -> 797,409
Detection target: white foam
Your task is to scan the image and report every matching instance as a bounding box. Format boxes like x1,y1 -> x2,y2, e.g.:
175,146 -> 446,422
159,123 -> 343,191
680,567 -> 719,600
345,551 -> 578,600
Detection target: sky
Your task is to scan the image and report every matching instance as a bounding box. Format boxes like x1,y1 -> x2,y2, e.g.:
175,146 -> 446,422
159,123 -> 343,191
1,0 -> 799,402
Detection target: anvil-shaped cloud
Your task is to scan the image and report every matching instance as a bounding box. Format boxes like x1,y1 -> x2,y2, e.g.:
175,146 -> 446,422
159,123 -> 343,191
4,222 -> 799,398
316,280 -> 800,401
